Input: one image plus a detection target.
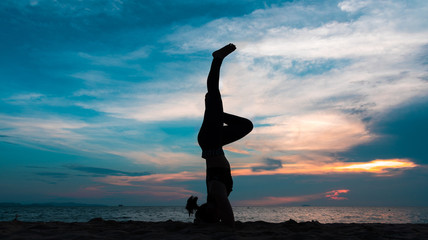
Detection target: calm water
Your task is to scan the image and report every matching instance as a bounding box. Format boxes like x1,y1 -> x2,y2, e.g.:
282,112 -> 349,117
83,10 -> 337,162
1,206 -> 427,223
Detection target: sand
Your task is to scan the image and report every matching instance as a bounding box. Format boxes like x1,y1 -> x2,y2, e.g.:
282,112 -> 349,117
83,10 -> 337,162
1,218 -> 427,240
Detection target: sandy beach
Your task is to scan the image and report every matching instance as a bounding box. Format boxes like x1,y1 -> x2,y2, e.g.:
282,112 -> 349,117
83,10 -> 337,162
1,218 -> 427,240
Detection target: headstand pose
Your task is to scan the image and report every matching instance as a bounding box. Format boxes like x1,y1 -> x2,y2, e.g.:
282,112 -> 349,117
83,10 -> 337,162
186,44 -> 253,227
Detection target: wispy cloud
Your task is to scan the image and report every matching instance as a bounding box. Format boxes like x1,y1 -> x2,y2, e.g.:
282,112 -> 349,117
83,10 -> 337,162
98,171 -> 205,186
223,146 -> 250,155
0,114 -> 88,147
66,165 -> 151,177
4,93 -> 45,103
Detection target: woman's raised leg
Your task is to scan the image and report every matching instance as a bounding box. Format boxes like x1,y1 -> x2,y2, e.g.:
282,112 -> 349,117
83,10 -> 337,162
198,44 -> 236,151
207,43 -> 236,93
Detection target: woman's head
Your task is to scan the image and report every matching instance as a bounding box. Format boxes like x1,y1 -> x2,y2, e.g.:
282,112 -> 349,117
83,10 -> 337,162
186,195 -> 219,223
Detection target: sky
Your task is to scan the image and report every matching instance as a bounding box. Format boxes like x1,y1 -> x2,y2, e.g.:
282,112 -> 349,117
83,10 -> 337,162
1,0 -> 428,207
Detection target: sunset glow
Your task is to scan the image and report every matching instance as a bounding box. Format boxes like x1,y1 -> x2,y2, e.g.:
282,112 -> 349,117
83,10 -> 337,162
332,159 -> 418,174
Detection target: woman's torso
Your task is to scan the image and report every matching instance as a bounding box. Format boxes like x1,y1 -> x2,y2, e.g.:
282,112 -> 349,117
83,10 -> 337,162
205,155 -> 230,169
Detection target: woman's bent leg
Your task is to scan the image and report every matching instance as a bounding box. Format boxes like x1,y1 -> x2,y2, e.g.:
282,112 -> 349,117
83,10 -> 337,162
221,113 -> 253,146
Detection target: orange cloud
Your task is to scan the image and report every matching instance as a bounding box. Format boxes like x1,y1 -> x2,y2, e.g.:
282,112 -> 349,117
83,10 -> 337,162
325,189 -> 349,200
236,189 -> 350,206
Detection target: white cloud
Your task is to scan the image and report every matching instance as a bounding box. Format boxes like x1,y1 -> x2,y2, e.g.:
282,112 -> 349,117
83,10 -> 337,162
338,0 -> 370,12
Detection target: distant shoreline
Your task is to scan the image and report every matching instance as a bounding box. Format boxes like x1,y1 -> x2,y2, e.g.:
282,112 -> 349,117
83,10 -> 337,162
0,202 -> 107,207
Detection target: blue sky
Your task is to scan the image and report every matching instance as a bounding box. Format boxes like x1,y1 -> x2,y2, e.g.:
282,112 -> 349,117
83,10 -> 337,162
1,0 -> 428,206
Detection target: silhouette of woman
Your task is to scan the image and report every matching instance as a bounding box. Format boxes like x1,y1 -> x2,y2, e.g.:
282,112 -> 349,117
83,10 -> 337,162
186,44 -> 253,227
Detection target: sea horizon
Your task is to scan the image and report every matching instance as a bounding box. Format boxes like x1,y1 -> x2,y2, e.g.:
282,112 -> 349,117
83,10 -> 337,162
1,205 -> 427,224
2,201 -> 427,208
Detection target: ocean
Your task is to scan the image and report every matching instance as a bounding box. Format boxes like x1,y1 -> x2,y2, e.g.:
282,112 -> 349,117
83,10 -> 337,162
1,206 -> 427,223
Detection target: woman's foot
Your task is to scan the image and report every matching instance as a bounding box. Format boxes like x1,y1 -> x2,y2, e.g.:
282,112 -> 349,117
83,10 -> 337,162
212,43 -> 236,59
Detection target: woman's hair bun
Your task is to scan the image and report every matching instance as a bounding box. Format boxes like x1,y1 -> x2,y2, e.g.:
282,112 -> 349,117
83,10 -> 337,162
185,195 -> 199,216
